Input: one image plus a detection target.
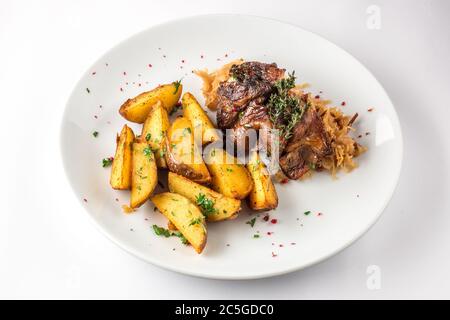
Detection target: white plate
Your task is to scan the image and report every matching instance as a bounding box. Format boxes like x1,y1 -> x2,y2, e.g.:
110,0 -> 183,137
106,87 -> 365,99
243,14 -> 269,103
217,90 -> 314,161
61,14 -> 402,279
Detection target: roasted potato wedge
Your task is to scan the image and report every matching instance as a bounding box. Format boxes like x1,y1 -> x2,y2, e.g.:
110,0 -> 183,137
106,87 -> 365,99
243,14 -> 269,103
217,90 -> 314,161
140,100 -> 170,168
119,81 -> 182,123
182,92 -> 219,145
130,142 -> 158,208
151,192 -> 207,254
204,148 -> 253,199
165,117 -> 211,184
246,152 -> 278,210
110,125 -> 135,190
168,172 -> 241,221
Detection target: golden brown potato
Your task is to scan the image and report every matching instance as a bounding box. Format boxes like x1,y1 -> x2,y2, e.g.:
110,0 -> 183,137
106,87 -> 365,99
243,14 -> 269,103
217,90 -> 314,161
246,151 -> 278,211
110,125 -> 135,190
204,148 -> 253,199
140,100 -> 170,168
151,192 -> 207,254
130,142 -> 158,208
167,221 -> 177,231
165,117 -> 211,184
119,81 -> 182,123
181,92 -> 219,145
168,172 -> 241,221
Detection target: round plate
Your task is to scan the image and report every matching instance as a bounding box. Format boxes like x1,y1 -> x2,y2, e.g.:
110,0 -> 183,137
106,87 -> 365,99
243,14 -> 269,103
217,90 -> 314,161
61,14 -> 403,279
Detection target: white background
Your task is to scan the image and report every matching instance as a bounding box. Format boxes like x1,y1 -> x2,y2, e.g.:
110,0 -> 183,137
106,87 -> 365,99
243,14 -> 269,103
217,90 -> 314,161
1,0 -> 449,299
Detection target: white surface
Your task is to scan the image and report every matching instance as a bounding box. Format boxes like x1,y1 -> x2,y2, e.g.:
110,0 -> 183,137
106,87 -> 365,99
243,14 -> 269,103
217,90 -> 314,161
0,0 -> 449,298
61,14 -> 403,279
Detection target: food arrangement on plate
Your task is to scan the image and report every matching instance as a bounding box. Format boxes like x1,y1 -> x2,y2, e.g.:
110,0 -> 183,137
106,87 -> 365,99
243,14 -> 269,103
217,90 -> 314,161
108,60 -> 366,254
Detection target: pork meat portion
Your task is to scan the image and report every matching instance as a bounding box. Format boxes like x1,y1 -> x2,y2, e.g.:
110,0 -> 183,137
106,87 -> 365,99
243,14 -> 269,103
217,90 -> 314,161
279,107 -> 332,179
216,62 -> 285,129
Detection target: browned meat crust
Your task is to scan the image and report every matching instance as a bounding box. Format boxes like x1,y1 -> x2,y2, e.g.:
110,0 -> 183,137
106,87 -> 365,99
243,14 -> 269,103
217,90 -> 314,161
279,107 -> 332,179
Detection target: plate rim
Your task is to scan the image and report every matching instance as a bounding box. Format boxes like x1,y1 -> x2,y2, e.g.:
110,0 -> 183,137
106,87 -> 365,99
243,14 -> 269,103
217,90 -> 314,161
60,13 -> 404,280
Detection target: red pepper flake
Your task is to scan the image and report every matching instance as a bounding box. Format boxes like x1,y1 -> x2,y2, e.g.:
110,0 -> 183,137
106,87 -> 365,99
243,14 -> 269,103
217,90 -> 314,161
271,219 -> 278,224
99,105 -> 103,109
94,115 -> 98,119
175,101 -> 182,107
148,64 -> 152,68
120,87 -> 123,92
123,71 -> 127,76
317,212 -> 323,217
279,244 -> 284,247
315,95 -> 320,99
263,215 -> 269,222
280,178 -> 289,184
267,232 -> 273,236
367,107 -> 374,112
365,132 -> 370,136
200,55 -> 204,59
271,252 -> 278,258
341,101 -> 346,106
92,71 -> 96,75
358,134 -> 362,138
138,83 -> 142,87
83,198 -> 88,203
181,59 -> 185,63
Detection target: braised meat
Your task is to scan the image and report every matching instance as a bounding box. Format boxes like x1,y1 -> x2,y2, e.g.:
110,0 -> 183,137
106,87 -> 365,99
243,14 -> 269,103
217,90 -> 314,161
279,107 -> 331,179
216,62 -> 285,129
215,61 -> 331,179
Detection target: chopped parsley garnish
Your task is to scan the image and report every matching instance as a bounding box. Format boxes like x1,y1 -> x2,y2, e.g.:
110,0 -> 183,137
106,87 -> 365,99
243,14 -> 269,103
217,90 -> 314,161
183,127 -> 191,136
152,225 -> 188,245
195,193 -> 218,216
226,168 -> 233,173
143,146 -> 153,158
172,231 -> 189,245
172,79 -> 182,94
267,72 -> 307,140
152,224 -> 172,237
189,217 -> 202,226
145,133 -> 152,141
304,211 -> 311,216
92,131 -> 99,138
86,88 -> 90,93
253,234 -> 260,238
102,157 -> 113,167
246,217 -> 256,228
308,163 -> 316,170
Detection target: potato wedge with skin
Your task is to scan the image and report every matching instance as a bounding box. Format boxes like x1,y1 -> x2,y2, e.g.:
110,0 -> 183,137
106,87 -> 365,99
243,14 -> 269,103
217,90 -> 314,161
110,125 -> 135,190
140,100 -> 169,168
130,142 -> 158,208
246,152 -> 278,211
119,82 -> 182,123
182,92 -> 219,145
165,117 -> 211,184
151,192 -> 207,254
204,148 -> 253,199
168,172 -> 241,221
